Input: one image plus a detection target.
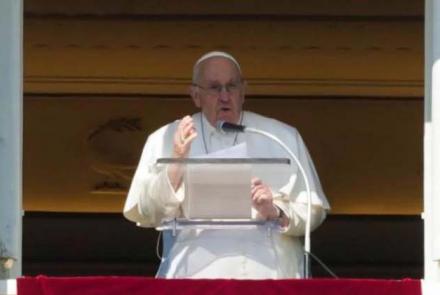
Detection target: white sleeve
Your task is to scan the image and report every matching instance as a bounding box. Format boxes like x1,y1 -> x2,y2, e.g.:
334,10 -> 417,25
123,129 -> 184,227
274,130 -> 330,236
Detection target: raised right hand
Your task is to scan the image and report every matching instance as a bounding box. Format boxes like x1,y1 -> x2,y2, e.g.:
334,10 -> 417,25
172,115 -> 198,158
168,115 -> 198,191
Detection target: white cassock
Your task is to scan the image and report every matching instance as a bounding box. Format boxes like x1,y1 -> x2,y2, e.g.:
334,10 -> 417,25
123,111 -> 330,279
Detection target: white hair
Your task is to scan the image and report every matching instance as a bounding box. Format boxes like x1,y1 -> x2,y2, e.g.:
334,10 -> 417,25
192,51 -> 242,83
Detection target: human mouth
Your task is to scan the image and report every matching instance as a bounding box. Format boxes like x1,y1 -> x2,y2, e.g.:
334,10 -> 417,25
219,107 -> 231,113
217,107 -> 233,121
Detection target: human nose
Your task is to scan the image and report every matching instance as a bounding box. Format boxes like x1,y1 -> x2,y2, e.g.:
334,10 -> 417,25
218,87 -> 230,101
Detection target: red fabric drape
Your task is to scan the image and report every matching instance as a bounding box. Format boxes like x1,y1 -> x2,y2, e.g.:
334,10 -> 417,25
17,276 -> 421,295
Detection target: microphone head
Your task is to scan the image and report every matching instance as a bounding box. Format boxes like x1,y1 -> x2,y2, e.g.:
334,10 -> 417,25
216,120 -> 246,133
216,120 -> 226,132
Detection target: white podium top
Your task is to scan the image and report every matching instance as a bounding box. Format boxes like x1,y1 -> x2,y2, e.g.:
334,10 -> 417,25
157,219 -> 282,233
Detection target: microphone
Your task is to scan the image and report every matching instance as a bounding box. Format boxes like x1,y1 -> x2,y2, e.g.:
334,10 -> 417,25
217,119 -> 314,279
216,121 -> 246,133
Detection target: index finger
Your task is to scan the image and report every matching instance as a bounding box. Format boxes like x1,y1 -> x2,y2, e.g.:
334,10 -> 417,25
251,177 -> 262,186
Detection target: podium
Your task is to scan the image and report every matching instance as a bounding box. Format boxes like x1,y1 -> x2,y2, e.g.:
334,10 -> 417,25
154,157 -> 291,278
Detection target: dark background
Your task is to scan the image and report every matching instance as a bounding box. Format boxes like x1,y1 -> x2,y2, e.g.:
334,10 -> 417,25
23,213 -> 423,279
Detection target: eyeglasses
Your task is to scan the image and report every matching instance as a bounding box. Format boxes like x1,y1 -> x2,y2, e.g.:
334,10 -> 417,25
192,82 -> 242,96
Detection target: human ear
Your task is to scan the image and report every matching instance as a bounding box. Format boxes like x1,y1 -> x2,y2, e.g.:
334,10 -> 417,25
190,85 -> 201,108
239,80 -> 247,106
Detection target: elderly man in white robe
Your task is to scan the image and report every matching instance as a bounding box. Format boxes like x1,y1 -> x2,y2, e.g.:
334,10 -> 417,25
123,51 -> 330,279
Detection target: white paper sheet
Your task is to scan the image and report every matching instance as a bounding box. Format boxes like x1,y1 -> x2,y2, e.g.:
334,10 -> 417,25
196,142 -> 248,159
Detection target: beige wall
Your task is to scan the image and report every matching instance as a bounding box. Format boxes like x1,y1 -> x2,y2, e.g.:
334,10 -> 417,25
23,95 -> 422,215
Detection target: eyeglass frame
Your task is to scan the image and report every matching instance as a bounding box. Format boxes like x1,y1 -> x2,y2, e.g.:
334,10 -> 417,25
191,81 -> 244,96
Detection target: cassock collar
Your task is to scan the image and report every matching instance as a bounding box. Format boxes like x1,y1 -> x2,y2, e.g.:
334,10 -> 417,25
200,113 -> 238,138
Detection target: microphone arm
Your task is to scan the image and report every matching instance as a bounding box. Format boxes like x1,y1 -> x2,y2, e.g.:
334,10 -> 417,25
243,126 -> 313,279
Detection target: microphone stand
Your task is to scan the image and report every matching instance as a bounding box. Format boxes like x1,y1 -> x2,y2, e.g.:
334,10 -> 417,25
243,127 -> 313,279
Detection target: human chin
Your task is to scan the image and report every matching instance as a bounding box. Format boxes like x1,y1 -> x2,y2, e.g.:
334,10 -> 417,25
217,110 -> 238,123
